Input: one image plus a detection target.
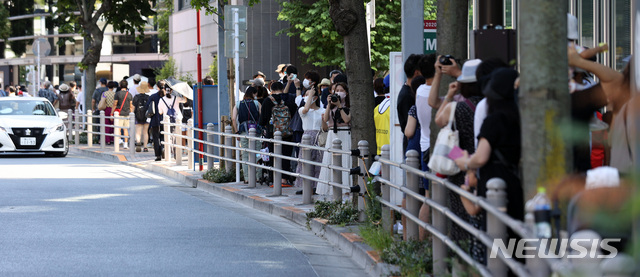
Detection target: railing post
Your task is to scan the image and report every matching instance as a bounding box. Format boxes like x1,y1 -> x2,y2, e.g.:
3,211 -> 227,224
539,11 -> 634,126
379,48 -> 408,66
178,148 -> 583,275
74,110 -> 80,145
248,128 -> 257,188
357,140 -> 370,220
113,111 -> 120,152
100,111 -> 105,149
273,131 -> 283,196
175,121 -> 182,166
187,119 -> 194,170
487,178 -> 509,277
224,125 -> 233,172
432,160 -> 448,276
301,134 -> 313,204
67,109 -> 73,143
207,123 -> 215,171
405,150 -> 420,240
163,115 -> 170,162
332,138 -> 343,202
87,110 -> 93,147
129,112 -> 135,156
380,145 -> 392,234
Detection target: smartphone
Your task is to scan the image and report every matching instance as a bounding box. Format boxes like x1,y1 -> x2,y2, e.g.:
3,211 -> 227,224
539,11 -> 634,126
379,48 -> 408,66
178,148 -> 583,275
291,73 -> 297,80
448,146 -> 464,160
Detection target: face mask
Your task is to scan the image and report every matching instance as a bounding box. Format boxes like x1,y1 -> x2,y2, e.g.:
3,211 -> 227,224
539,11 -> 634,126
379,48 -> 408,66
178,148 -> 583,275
336,92 -> 346,100
256,77 -> 264,83
303,79 -> 311,89
279,73 -> 285,79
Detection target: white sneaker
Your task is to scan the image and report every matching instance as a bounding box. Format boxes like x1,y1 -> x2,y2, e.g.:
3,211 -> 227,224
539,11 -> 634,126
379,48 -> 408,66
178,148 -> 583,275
123,144 -> 129,149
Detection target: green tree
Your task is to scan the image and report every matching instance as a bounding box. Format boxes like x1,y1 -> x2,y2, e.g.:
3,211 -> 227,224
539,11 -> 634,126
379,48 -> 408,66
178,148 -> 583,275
6,0 -> 34,57
277,0 -> 436,72
54,0 -> 155,112
155,57 -> 196,86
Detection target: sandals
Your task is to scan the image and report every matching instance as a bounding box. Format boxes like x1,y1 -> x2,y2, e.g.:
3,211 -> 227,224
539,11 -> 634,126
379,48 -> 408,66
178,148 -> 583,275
269,181 -> 294,188
143,148 -> 149,152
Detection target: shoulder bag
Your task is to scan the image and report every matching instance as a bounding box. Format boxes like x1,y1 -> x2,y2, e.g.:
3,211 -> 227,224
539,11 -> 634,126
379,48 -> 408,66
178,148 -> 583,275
428,102 -> 460,176
97,92 -> 108,110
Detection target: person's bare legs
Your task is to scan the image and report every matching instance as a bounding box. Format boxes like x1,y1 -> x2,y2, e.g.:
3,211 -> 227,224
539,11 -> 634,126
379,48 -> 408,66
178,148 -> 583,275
419,190 -> 430,241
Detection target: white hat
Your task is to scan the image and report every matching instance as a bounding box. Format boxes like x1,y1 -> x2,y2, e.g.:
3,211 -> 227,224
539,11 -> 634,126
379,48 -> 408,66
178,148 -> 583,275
133,74 -> 141,81
567,13 -> 579,40
457,59 -> 482,83
58,83 -> 70,92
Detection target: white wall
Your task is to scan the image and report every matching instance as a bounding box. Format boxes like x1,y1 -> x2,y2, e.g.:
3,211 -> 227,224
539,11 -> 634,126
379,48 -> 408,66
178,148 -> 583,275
170,9 -> 219,80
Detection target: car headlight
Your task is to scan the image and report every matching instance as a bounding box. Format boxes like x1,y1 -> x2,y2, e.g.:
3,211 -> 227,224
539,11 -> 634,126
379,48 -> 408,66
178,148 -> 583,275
47,124 -> 65,134
0,126 -> 11,134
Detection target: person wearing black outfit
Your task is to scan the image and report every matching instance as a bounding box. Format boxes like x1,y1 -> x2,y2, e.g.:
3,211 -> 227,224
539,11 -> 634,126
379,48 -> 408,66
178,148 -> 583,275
146,80 -> 166,161
397,54 -> 423,155
374,77 -> 386,107
259,82 -> 298,186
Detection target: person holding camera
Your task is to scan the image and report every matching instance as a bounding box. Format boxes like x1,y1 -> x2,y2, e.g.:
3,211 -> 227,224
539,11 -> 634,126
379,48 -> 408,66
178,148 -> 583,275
428,55 -> 463,110
316,82 -> 351,197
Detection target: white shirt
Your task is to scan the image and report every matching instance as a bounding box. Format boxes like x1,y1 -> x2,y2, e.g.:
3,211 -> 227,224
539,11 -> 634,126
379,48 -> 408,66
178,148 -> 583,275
473,98 -> 488,148
158,95 -> 187,121
298,106 -> 325,131
296,94 -> 325,109
129,84 -> 140,98
415,84 -> 432,152
75,90 -> 85,112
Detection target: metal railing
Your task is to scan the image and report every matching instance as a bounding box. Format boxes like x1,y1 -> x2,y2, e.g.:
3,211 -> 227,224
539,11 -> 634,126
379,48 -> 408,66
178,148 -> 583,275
64,109 -> 136,156
67,113 -> 634,277
159,115 -> 364,204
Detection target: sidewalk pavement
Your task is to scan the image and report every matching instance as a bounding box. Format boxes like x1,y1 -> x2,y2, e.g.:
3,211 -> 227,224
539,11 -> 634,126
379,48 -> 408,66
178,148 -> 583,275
70,146 -> 394,277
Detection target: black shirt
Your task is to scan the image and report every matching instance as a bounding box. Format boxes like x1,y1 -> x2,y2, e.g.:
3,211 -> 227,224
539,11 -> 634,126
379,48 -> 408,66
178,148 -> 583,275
375,95 -> 386,107
397,84 -> 414,153
477,111 -> 523,221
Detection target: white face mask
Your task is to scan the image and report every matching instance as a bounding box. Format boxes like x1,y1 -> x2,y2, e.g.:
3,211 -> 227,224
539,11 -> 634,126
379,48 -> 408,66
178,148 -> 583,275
303,79 -> 311,89
279,73 -> 285,79
336,92 -> 347,100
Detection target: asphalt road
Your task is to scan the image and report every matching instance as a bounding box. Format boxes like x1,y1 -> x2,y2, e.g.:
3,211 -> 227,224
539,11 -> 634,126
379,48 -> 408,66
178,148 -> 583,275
0,154 -> 366,276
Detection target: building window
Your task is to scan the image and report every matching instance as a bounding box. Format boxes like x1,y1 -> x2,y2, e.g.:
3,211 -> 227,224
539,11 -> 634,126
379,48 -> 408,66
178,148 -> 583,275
614,0 -> 631,70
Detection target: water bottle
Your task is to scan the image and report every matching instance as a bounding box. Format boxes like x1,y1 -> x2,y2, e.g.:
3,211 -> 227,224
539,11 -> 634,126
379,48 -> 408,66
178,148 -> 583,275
533,187 -> 552,238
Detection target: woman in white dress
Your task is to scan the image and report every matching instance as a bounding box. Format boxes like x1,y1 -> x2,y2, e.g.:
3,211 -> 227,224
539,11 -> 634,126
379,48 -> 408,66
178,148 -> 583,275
294,73 -> 325,192
316,82 -> 351,197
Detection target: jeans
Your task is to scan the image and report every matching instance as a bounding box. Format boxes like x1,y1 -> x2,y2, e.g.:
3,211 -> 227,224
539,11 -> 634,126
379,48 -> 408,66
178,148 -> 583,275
240,133 -> 262,181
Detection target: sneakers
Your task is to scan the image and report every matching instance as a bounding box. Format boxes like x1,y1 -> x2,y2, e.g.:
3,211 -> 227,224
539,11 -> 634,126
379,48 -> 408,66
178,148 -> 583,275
143,148 -> 149,152
123,144 -> 129,150
155,157 -> 161,161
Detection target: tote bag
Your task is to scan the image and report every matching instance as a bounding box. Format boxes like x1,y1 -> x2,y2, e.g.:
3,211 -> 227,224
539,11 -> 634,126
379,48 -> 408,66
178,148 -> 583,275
428,102 -> 460,176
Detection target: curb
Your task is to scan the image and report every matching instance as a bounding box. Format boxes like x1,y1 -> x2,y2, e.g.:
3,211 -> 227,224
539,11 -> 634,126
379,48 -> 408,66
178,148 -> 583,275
71,147 -> 394,277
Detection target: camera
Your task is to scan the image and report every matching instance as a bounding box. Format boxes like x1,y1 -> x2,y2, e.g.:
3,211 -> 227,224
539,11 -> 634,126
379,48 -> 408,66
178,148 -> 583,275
439,55 -> 455,65
330,94 -> 341,103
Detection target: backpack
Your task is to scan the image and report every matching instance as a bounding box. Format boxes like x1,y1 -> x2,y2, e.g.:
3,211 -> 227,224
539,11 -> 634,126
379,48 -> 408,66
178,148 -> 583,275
134,94 -> 150,122
161,97 -> 177,123
269,95 -> 291,137
59,92 -> 76,110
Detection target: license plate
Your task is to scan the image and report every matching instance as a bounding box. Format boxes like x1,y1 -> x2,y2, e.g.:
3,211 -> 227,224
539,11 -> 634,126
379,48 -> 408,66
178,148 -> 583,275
20,137 -> 36,146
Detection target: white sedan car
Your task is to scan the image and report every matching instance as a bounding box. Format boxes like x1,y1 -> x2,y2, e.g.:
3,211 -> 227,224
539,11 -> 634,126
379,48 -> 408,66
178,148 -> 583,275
0,97 -> 68,157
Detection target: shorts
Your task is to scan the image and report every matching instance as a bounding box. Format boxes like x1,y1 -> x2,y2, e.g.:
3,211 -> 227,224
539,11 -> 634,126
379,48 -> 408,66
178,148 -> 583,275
116,118 -> 130,128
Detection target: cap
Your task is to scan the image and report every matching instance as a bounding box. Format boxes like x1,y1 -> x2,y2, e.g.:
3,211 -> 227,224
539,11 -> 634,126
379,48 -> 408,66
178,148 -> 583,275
319,78 -> 331,87
251,78 -> 265,87
383,75 -> 390,89
483,68 -> 519,100
275,64 -> 286,73
457,59 -> 482,83
99,78 -> 108,84
58,83 -> 70,92
133,74 -> 141,81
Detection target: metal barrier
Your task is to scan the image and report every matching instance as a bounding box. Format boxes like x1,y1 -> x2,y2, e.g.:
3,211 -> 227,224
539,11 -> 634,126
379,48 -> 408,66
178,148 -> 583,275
67,112 -> 633,277
159,116 -> 359,204
64,109 -> 136,155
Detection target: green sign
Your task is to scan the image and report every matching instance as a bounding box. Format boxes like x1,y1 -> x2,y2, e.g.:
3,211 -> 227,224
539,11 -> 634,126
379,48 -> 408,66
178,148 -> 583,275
424,20 -> 436,54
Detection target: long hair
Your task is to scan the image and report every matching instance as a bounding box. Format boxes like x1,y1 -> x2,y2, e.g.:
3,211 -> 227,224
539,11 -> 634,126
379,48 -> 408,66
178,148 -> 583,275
334,82 -> 350,108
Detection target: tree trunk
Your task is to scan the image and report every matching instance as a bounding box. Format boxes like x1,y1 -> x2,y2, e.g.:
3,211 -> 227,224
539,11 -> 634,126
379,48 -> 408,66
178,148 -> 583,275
329,0 -> 377,156
85,64 -> 96,112
431,0 -> 468,150
519,1 -> 571,199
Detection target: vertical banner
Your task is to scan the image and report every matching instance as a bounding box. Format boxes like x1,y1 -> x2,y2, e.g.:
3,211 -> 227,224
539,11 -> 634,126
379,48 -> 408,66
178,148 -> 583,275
424,20 -> 437,54
389,52 -> 404,205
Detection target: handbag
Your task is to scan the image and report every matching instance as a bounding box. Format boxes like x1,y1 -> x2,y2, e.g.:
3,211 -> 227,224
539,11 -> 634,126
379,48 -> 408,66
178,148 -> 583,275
316,128 -> 328,147
146,101 -> 155,118
97,92 -> 108,110
428,102 -> 460,176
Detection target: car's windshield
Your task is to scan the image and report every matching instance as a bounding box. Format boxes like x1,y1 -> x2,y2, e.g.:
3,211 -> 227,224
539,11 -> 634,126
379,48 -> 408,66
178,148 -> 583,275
0,100 -> 57,116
